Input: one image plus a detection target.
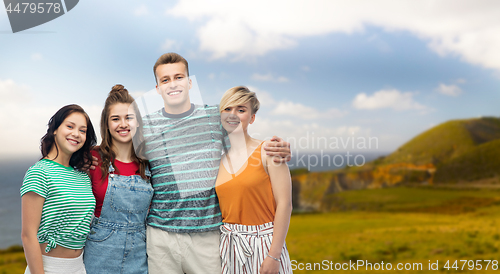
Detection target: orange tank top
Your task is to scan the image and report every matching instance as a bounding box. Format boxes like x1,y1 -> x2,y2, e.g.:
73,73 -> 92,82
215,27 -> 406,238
215,142 -> 277,226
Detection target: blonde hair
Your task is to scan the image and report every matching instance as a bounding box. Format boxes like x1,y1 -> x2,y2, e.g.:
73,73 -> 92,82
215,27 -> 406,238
219,86 -> 260,114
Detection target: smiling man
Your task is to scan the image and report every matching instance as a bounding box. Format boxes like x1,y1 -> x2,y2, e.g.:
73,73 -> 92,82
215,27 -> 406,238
155,61 -> 192,113
141,52 -> 291,274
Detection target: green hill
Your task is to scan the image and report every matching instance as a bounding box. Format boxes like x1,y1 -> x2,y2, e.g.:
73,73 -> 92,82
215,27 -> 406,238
434,138 -> 500,183
383,117 -> 500,166
383,116 -> 500,183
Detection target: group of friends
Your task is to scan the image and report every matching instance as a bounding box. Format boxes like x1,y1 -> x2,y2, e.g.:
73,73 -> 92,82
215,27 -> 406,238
20,53 -> 294,274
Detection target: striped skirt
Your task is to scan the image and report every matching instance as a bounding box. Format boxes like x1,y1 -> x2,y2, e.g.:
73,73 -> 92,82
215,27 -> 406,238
220,222 -> 292,274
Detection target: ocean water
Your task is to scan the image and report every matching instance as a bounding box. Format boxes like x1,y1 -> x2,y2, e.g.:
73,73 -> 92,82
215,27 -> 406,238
0,157 -> 37,249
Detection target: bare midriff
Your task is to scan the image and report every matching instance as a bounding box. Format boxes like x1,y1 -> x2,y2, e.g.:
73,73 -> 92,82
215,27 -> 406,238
40,243 -> 83,258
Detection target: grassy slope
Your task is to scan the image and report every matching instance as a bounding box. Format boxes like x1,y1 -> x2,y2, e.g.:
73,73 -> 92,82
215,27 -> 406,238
288,187 -> 500,273
434,138 -> 500,183
382,119 -> 476,166
462,117 -> 500,145
2,188 -> 500,273
383,117 -> 500,166
0,246 -> 25,274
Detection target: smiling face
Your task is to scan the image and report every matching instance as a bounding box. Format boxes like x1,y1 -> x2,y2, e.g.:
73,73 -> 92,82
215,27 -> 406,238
108,103 -> 138,145
53,112 -> 87,157
155,62 -> 192,114
220,101 -> 256,134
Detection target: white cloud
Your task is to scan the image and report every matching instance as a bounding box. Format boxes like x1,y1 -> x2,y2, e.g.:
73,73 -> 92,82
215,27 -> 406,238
0,78 -> 31,104
247,87 -> 276,107
207,72 -> 229,81
31,53 -> 43,61
272,101 -> 345,120
161,39 -> 181,52
276,76 -> 289,83
197,18 -> 295,59
0,104 -> 102,157
130,91 -> 146,99
251,73 -> 289,83
301,66 -> 310,72
0,78 -> 103,156
352,89 -> 426,110
134,5 -> 148,16
252,73 -> 272,81
167,0 -> 500,71
366,34 -> 392,53
436,83 -> 462,96
247,86 -> 345,120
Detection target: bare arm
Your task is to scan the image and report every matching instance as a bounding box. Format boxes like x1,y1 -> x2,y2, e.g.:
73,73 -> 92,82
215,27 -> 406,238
260,141 -> 293,274
21,192 -> 45,274
263,136 -> 291,163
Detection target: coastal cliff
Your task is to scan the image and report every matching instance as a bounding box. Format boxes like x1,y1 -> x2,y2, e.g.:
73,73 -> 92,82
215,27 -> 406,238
292,117 -> 500,212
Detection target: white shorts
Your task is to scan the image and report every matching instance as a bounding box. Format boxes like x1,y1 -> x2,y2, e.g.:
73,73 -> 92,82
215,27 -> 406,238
24,252 -> 86,274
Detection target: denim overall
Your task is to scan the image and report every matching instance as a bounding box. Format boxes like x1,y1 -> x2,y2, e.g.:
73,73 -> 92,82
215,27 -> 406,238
84,165 -> 153,274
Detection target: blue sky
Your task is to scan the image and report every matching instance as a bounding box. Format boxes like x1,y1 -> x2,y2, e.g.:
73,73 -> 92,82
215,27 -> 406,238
1,0 -> 500,158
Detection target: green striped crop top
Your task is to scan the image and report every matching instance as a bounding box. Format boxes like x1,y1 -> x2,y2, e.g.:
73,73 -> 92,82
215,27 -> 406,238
20,159 -> 96,253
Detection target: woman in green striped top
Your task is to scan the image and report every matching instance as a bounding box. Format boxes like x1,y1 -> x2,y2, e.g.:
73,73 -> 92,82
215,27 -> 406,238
20,104 -> 97,274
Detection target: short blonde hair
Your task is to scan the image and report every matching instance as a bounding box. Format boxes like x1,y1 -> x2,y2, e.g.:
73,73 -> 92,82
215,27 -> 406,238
219,86 -> 260,114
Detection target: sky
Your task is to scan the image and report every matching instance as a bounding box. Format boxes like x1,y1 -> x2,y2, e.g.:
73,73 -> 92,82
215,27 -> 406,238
1,0 -> 500,160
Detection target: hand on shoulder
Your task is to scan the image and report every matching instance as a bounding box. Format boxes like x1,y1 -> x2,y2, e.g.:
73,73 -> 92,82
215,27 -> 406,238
263,136 -> 291,163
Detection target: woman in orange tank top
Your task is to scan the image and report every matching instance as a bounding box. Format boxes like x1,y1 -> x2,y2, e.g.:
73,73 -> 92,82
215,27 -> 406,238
216,86 -> 293,274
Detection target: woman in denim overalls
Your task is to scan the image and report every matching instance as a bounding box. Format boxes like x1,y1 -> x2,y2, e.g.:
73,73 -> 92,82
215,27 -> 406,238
84,85 -> 153,274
